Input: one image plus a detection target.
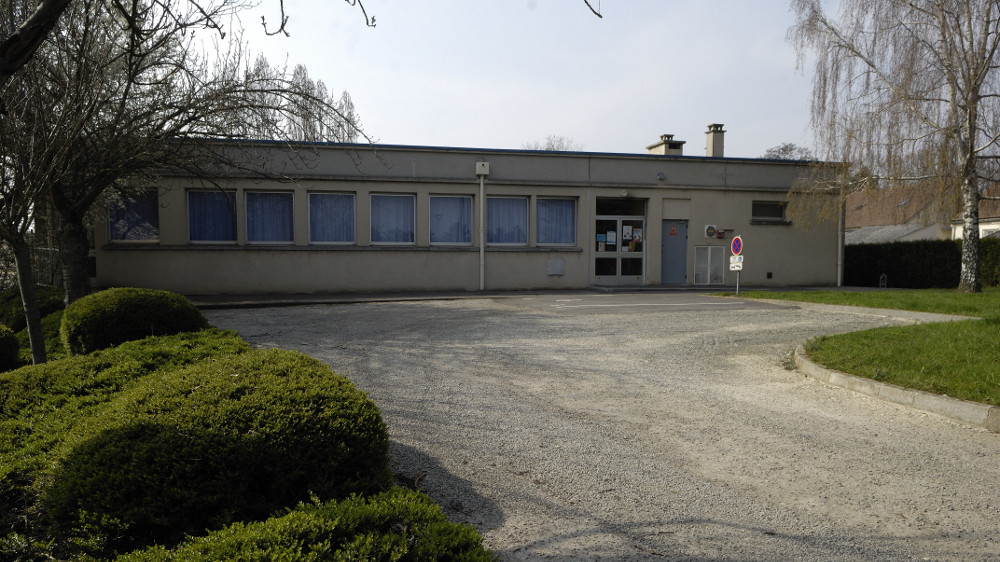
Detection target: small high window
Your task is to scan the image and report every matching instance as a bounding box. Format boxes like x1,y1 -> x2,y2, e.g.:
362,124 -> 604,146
751,201 -> 790,225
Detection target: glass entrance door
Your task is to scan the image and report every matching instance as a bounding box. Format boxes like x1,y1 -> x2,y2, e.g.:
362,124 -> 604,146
594,216 -> 645,285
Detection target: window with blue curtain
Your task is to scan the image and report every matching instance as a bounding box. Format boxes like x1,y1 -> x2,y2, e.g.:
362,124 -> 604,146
110,189 -> 159,241
371,194 -> 415,243
188,190 -> 236,242
310,193 -> 355,243
537,198 -> 576,245
487,197 -> 527,245
430,196 -> 472,244
246,192 -> 294,243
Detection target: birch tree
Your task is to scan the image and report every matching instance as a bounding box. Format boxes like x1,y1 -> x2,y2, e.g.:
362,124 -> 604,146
790,0 -> 1000,292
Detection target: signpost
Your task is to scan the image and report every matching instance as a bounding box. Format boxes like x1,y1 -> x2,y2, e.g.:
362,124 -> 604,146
730,236 -> 744,294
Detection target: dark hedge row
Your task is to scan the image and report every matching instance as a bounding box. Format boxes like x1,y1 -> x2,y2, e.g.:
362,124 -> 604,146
844,239 -> 971,288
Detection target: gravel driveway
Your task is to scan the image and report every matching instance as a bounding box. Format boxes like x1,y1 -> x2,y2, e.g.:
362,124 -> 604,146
204,293 -> 1000,560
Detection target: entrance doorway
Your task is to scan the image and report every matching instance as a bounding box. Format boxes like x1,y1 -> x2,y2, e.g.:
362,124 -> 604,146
594,198 -> 646,286
661,220 -> 687,284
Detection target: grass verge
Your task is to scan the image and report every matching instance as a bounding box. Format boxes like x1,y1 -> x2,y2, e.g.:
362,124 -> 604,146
804,319 -> 1000,406
736,289 -> 1000,407
737,288 -> 1000,318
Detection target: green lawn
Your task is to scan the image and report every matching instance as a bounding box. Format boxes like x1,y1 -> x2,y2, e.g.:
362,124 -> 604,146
736,289 -> 1000,406
737,288 -> 1000,318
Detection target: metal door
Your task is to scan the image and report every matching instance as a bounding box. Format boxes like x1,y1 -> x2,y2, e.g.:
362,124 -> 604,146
661,220 -> 687,284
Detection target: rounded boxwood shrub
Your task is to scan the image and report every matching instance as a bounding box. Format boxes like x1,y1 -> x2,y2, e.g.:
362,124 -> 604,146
118,488 -> 495,561
42,349 -> 392,557
60,288 -> 208,355
0,324 -> 18,371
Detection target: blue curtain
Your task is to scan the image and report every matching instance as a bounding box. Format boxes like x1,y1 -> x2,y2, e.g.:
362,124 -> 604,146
111,190 -> 159,241
430,196 -> 472,244
371,195 -> 415,243
487,197 -> 527,244
537,199 -> 575,244
189,190 -> 236,241
310,193 -> 355,242
246,192 -> 293,242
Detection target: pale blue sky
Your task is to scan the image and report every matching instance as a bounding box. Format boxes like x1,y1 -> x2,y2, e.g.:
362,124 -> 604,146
239,1 -> 814,158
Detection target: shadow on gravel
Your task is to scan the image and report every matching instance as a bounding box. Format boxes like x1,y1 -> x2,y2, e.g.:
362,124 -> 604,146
389,441 -> 506,533
497,515 -> 967,560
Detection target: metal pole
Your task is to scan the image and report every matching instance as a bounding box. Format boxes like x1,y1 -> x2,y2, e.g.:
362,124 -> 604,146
736,270 -> 740,295
479,174 -> 485,291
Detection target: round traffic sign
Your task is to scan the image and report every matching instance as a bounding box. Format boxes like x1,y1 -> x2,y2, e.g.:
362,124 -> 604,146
731,235 -> 743,256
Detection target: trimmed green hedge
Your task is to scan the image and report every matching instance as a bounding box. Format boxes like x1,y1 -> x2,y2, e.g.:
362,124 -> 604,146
41,349 -> 392,556
0,330 -> 252,551
0,325 -> 17,372
61,288 -> 208,355
119,488 -> 495,561
2,311 -> 491,560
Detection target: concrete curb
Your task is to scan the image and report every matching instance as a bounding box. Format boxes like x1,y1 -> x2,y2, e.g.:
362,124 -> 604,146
794,345 -> 1000,433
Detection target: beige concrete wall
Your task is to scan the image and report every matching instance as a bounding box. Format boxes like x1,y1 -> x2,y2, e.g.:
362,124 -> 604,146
95,247 -> 586,293
93,143 -> 839,294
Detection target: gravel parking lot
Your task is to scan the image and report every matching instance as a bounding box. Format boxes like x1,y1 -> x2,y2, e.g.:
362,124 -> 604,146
205,293 -> 1000,560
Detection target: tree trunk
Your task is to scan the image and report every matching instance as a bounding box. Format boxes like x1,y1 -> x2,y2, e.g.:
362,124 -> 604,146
56,216 -> 92,304
11,240 -> 46,364
958,175 -> 981,293
0,0 -> 73,87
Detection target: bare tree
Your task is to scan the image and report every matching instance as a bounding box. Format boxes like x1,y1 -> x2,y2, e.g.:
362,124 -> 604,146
523,135 -> 584,151
0,57 -> 71,363
790,0 -> 1000,292
762,142 -> 814,161
0,0 -> 363,362
1,0 -> 600,93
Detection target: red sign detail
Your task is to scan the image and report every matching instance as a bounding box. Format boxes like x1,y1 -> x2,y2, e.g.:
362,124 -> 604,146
670,226 -> 677,236
731,236 -> 743,256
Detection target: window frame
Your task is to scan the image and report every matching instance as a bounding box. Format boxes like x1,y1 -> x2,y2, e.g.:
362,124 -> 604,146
109,188 -> 160,243
245,190 -> 295,244
429,195 -> 474,246
486,196 -> 529,246
309,192 -> 356,245
187,189 -> 237,243
536,197 -> 577,246
370,193 -> 416,245
750,200 -> 791,225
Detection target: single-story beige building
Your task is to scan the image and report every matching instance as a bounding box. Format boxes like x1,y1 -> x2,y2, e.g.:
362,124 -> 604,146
93,126 -> 840,294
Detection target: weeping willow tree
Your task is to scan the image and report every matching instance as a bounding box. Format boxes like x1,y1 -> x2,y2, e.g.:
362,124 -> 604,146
790,0 -> 1000,292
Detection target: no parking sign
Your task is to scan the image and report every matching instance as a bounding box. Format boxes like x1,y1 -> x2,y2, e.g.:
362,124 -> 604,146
731,235 -> 743,256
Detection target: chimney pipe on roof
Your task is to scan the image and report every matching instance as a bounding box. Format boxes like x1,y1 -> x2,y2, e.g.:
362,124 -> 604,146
646,133 -> 685,156
706,123 -> 725,157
